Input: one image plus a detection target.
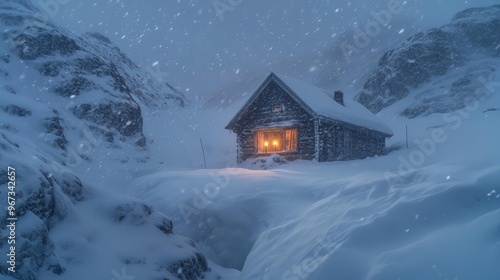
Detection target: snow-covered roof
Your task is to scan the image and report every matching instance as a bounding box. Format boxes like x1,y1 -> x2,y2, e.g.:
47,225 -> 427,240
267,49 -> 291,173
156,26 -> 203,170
274,74 -> 393,135
227,73 -> 393,136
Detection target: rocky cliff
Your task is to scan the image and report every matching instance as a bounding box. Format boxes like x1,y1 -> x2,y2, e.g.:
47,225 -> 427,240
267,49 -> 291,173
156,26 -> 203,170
356,5 -> 500,117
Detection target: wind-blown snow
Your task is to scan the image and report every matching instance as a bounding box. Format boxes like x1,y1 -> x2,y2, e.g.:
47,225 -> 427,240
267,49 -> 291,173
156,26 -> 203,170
47,0 -> 500,99
1,1 -> 499,280
125,68 -> 500,279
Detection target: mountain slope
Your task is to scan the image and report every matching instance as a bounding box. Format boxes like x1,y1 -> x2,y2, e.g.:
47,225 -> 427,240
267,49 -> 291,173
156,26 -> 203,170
2,0 -> 184,142
356,4 -> 500,117
0,1 -> 226,279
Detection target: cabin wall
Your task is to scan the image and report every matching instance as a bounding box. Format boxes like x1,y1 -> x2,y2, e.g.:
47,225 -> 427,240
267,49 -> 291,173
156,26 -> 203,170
318,120 -> 386,162
317,120 -> 343,162
351,129 -> 386,159
234,80 -> 315,162
236,129 -> 255,162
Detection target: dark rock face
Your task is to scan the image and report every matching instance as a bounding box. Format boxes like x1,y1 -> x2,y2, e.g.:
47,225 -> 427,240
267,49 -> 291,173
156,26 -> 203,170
16,170 -> 77,228
358,29 -> 461,113
4,85 -> 16,94
357,5 -> 500,117
113,201 -> 174,234
54,77 -> 95,97
452,6 -> 500,52
44,111 -> 68,150
155,217 -> 174,235
13,29 -> 80,60
11,212 -> 61,280
71,102 -> 143,137
167,253 -> 212,280
38,61 -> 64,77
113,202 -> 154,225
0,157 -> 79,279
2,104 -> 32,116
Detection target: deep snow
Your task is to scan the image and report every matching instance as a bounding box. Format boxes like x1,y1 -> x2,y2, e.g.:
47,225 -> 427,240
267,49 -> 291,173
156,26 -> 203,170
123,66 -> 500,279
1,1 -> 500,279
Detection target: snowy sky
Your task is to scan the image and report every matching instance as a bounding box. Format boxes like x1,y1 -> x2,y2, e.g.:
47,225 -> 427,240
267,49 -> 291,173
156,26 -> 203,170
43,0 -> 500,99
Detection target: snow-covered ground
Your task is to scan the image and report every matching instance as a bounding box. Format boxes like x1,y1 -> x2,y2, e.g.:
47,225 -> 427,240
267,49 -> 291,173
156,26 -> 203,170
123,70 -> 500,279
2,1 -> 500,279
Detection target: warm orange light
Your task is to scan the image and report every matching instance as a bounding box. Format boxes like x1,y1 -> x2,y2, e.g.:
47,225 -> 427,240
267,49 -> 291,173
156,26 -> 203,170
273,140 -> 278,146
264,141 -> 269,147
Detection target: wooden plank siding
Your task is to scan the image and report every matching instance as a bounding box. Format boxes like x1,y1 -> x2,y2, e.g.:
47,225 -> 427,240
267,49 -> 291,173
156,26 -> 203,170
233,80 -> 315,162
227,74 -> 390,163
318,118 -> 386,162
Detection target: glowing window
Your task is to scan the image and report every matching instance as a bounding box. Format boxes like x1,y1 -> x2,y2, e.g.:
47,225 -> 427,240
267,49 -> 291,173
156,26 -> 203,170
257,128 -> 297,153
273,104 -> 284,112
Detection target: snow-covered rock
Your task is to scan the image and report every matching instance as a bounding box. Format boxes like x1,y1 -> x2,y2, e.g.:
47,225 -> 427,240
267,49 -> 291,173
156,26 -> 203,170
240,154 -> 289,170
357,4 -> 500,117
0,1 -> 223,279
2,0 -> 185,145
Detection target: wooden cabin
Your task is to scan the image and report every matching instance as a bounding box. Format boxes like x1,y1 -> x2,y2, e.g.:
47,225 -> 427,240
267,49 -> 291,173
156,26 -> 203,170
225,73 -> 393,163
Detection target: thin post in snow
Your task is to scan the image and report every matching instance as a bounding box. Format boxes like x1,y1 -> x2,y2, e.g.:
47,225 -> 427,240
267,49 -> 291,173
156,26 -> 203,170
200,139 -> 207,169
405,125 -> 409,149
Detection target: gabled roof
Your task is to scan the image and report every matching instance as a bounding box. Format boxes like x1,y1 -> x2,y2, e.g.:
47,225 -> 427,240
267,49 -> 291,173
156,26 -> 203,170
226,73 -> 393,136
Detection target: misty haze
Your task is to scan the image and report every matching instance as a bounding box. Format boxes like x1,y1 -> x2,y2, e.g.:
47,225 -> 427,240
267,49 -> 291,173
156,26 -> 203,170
1,1 -> 499,280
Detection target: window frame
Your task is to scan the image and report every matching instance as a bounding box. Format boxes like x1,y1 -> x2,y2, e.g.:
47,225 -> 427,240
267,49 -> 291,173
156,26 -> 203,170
272,104 -> 285,112
255,127 -> 298,154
